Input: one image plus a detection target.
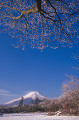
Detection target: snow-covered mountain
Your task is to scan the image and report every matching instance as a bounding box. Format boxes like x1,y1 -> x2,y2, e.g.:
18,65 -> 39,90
4,91 -> 47,107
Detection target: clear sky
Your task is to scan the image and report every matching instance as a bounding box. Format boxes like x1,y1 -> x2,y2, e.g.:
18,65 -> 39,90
0,31 -> 79,104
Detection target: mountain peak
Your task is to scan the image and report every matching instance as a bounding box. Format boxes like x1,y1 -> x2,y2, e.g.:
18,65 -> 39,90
23,91 -> 45,100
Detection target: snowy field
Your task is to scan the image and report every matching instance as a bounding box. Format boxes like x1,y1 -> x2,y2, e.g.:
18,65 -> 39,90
0,113 -> 79,120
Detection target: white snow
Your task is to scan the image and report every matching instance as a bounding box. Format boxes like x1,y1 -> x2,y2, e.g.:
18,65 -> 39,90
23,91 -> 46,100
4,98 -> 21,105
0,113 -> 79,120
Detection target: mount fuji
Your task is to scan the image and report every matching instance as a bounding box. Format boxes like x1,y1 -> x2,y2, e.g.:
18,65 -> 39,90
4,91 -> 47,107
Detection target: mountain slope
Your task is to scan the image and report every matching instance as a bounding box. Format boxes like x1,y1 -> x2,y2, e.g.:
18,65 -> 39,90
4,91 -> 47,107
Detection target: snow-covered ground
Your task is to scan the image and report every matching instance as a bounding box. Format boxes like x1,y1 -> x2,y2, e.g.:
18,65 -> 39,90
0,113 -> 79,120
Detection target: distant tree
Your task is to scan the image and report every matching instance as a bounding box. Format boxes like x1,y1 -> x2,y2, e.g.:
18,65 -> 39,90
48,99 -> 59,112
18,96 -> 24,107
0,0 -> 79,49
34,97 -> 42,105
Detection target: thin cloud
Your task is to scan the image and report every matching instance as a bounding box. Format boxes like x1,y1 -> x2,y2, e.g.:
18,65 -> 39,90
0,89 -> 9,93
0,89 -> 17,97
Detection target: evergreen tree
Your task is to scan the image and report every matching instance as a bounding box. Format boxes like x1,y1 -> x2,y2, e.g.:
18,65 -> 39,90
18,96 -> 24,107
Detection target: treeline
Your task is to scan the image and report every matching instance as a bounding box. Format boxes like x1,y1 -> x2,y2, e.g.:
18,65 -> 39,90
0,105 -> 46,113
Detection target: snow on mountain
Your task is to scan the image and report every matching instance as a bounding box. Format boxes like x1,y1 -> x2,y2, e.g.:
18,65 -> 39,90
4,91 -> 46,106
23,91 -> 46,100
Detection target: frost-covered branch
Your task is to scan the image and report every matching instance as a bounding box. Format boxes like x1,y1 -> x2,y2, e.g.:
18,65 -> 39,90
0,0 -> 79,49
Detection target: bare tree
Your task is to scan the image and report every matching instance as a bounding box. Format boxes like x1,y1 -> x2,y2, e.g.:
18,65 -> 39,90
0,0 -> 79,49
61,75 -> 79,114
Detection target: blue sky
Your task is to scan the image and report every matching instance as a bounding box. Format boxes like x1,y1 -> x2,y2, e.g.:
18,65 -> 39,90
0,31 -> 79,104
